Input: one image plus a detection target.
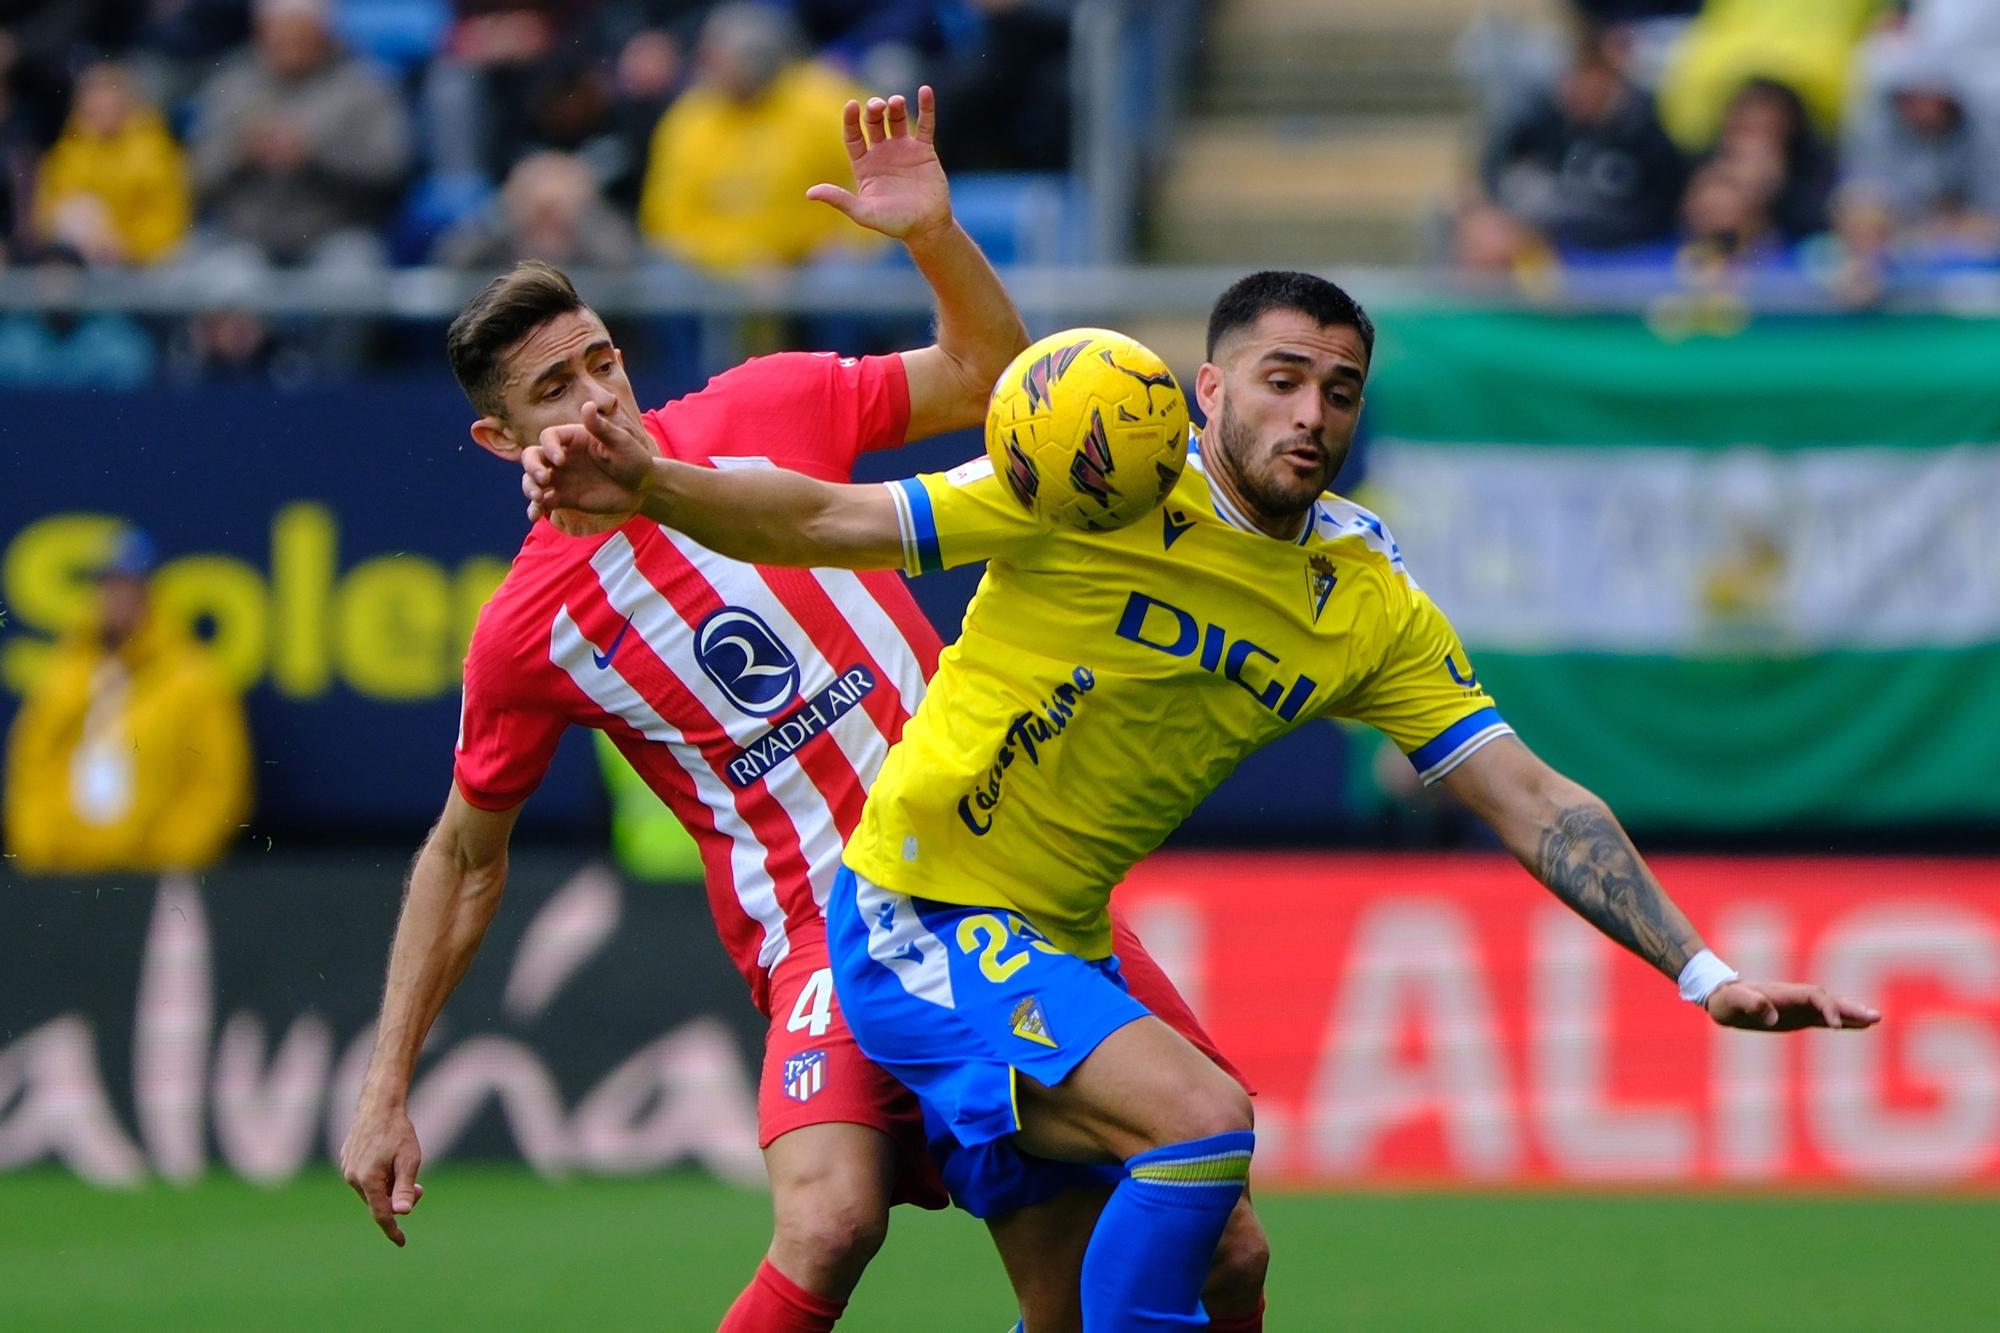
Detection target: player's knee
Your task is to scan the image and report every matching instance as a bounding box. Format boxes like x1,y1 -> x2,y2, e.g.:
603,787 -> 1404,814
1167,1077 -> 1254,1146
1204,1201 -> 1271,1314
772,1192 -> 890,1285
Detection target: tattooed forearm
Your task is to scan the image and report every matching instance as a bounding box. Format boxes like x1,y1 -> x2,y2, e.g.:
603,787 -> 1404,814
1534,804 -> 1701,978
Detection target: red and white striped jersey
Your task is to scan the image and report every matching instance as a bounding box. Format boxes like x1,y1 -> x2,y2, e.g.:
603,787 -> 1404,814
454,352 -> 944,1013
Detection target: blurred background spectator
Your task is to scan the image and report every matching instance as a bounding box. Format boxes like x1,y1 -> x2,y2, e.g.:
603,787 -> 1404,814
1675,152 -> 1785,272
1836,7 -> 2000,287
637,2 -> 877,273
1463,21 -> 1687,266
435,147 -> 638,267
593,16 -> 684,212
180,0 -> 412,374
2,526 -> 250,874
32,59 -> 190,267
186,0 -> 411,272
1701,77 -> 1836,246
423,0 -> 596,182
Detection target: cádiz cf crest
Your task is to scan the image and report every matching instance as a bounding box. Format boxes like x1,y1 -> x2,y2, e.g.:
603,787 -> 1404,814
1307,554 -> 1338,625
1011,996 -> 1057,1048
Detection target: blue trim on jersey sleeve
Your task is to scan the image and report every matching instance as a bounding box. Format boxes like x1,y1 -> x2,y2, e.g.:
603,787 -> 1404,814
1408,707 -> 1506,773
897,477 -> 943,573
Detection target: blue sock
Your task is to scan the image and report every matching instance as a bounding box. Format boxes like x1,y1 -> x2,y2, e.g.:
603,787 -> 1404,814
1080,1130 -> 1254,1331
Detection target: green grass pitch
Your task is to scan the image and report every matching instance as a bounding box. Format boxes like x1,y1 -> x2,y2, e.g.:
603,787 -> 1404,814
2,1168 -> 1993,1330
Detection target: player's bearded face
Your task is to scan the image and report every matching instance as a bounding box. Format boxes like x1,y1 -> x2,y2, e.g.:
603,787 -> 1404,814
1207,314 -> 1367,522
1214,384 -> 1351,518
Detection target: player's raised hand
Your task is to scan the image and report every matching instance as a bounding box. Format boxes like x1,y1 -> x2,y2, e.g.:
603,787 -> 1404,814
521,400 -> 652,520
340,1100 -> 426,1247
1704,979 -> 1881,1032
807,86 -> 951,242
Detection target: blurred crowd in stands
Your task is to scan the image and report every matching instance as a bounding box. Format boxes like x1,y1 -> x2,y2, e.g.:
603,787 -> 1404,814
5,0 -> 1993,387
0,0 -> 1072,381
1455,0 -> 2000,299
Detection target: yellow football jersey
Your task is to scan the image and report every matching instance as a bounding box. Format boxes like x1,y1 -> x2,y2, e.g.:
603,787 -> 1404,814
844,436 -> 1511,958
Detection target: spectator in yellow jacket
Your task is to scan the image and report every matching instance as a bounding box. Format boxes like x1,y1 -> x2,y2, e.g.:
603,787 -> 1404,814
4,529 -> 250,873
1655,0 -> 1887,150
637,4 -> 882,273
33,61 -> 192,266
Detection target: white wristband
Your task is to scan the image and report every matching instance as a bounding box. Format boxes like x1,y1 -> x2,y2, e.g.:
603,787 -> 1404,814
1677,949 -> 1739,1006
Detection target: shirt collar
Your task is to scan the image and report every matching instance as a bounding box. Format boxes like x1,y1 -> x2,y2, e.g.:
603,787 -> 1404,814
1186,428 -> 1318,546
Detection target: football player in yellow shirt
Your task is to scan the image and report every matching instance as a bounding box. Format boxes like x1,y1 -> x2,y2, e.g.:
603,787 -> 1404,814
522,271 -> 1880,1332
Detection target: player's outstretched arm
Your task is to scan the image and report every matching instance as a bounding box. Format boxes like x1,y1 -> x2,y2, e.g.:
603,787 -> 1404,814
522,401 -> 907,570
806,86 -> 1028,441
341,788 -> 523,1245
1440,736 -> 1881,1032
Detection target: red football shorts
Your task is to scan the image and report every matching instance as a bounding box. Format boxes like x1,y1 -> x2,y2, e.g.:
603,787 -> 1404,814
758,923 -> 949,1208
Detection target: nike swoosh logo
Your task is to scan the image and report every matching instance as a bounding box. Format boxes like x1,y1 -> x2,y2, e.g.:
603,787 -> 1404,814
593,617 -> 633,669
1162,509 -> 1195,549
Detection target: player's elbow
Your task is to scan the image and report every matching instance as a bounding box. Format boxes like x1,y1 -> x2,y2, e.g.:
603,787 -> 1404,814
1456,744 -> 1604,860
1482,745 -> 1598,831
918,361 -> 994,435
1532,770 -> 1606,828
945,332 -> 1025,431
424,807 -> 509,893
970,321 -> 1028,400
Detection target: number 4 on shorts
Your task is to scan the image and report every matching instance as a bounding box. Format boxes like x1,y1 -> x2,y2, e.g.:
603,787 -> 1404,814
787,968 -> 835,1037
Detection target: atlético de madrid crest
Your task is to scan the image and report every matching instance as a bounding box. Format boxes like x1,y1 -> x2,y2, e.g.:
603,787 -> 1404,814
783,1049 -> 827,1103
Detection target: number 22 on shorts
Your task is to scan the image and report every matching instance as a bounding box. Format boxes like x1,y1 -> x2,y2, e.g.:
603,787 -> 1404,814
955,912 -> 1061,983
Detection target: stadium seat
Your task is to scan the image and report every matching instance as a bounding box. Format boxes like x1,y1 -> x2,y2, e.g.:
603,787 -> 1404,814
334,0 -> 449,74
389,171 -> 496,267
944,172 -> 1079,266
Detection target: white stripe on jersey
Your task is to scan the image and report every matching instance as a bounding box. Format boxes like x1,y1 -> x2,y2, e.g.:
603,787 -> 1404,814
652,529 -> 907,910
811,568 -> 930,730
548,606 -> 792,968
589,532 -> 854,913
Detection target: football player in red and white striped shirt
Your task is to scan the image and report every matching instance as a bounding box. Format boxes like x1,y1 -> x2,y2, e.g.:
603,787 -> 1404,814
340,91 -> 1269,1333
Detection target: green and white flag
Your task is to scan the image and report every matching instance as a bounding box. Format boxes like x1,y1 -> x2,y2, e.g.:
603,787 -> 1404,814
1365,309 -> 2000,831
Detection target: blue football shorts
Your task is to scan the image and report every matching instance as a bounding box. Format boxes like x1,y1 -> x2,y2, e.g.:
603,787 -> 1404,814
826,863 -> 1146,1217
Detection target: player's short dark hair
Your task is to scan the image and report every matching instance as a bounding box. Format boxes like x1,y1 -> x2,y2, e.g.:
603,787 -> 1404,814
446,261 -> 589,418
1205,270 -> 1376,364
